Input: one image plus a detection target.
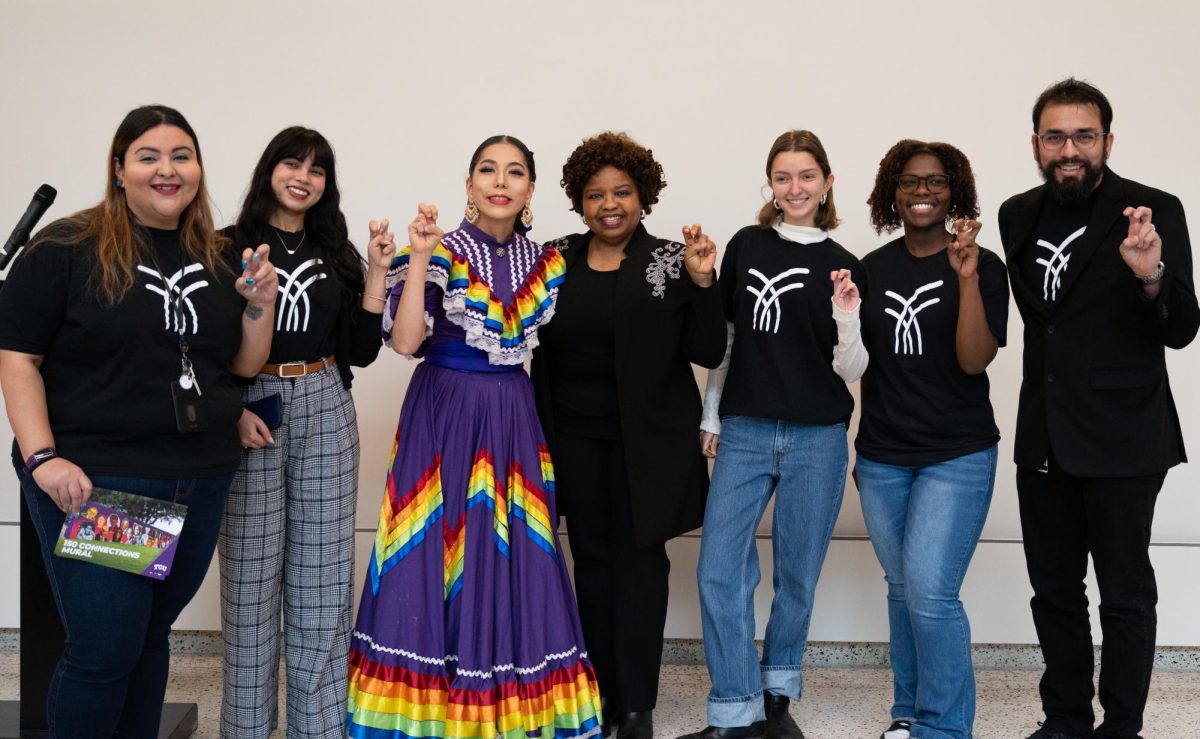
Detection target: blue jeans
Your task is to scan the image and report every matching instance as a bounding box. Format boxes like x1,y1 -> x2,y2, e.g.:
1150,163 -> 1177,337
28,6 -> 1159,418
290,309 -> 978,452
20,468 -> 233,739
856,446 -> 997,739
696,416 -> 847,727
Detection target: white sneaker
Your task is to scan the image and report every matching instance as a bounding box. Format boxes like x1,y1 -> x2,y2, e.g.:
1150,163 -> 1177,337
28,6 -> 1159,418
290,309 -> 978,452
880,719 -> 912,739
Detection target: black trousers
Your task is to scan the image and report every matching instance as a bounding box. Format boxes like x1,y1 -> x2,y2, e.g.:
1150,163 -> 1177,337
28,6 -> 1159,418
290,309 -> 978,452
1016,452 -> 1164,739
554,432 -> 671,713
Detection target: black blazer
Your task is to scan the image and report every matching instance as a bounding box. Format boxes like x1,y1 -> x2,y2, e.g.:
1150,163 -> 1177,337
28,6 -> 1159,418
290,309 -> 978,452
999,167 -> 1199,476
532,224 -> 727,546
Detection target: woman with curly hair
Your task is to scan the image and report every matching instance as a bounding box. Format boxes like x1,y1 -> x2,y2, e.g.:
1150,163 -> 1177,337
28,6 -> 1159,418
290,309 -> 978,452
856,140 -> 1009,739
532,131 -> 727,739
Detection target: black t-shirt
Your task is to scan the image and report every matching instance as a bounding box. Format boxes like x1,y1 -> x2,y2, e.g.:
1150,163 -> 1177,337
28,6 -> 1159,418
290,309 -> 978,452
1019,192 -> 1096,307
0,224 -> 246,477
718,225 -> 864,425
538,250 -> 620,439
253,227 -> 339,364
856,238 -> 1010,465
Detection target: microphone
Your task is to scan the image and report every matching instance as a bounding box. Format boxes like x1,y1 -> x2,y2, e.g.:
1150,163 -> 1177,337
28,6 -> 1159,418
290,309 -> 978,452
0,184 -> 58,270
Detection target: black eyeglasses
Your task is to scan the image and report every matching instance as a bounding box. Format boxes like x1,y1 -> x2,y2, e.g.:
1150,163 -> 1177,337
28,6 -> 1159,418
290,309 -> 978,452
1036,130 -> 1107,150
896,175 -> 950,193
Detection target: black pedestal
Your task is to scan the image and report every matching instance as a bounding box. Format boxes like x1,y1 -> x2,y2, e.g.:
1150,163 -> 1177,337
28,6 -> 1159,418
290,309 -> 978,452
0,700 -> 197,738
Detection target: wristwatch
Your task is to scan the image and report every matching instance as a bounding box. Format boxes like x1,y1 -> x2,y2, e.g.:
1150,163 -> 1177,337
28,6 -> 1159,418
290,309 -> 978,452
23,447 -> 58,474
1136,262 -> 1165,285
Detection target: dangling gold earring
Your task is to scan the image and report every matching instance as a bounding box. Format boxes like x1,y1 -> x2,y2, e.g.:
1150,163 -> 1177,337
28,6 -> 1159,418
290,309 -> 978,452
465,200 -> 479,223
520,204 -> 534,229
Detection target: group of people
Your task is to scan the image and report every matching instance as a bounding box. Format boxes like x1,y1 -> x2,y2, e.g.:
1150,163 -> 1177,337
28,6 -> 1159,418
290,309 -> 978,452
0,76 -> 1192,739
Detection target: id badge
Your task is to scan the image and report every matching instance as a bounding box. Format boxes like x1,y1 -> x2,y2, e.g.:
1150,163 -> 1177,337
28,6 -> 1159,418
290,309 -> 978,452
171,380 -> 208,433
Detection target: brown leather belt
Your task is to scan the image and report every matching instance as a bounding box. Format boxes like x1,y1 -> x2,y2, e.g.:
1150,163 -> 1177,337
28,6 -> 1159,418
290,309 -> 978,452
259,354 -> 335,378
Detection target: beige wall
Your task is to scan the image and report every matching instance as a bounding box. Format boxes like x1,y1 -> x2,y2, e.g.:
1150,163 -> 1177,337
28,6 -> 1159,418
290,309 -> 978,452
1,0 -> 1198,644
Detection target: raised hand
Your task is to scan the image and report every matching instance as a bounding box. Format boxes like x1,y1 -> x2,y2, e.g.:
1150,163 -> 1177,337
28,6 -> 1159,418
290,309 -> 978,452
368,218 -> 397,268
947,218 -> 983,279
1120,206 -> 1162,277
408,203 -> 443,258
238,244 -> 279,306
682,224 -> 716,287
830,268 -> 860,311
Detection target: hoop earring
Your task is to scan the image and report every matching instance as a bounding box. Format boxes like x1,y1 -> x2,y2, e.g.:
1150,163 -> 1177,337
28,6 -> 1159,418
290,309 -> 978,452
640,209 -> 647,220
520,205 -> 533,229
465,200 -> 479,223
891,203 -> 897,213
773,198 -> 782,211
820,193 -> 827,206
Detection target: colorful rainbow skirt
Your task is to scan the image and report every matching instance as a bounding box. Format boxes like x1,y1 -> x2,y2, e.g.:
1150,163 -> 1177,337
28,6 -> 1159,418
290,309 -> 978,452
349,360 -> 602,739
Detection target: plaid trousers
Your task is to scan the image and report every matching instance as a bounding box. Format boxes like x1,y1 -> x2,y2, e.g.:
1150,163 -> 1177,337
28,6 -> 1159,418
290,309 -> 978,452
218,367 -> 359,738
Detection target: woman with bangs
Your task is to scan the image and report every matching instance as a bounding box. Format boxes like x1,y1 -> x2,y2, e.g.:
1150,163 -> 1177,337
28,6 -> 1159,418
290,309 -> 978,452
346,135 -> 601,739
0,104 -> 277,737
856,139 -> 1008,739
218,126 -> 391,738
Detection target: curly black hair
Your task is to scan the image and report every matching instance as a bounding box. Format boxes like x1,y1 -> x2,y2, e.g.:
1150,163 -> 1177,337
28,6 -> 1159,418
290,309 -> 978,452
560,131 -> 666,215
866,140 -> 980,234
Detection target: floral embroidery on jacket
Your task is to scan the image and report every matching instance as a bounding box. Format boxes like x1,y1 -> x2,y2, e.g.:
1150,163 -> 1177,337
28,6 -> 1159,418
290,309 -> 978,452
645,242 -> 684,299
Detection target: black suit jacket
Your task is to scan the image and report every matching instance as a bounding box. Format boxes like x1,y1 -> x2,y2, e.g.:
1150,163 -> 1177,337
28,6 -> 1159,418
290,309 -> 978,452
1000,167 -> 1199,476
531,224 -> 727,546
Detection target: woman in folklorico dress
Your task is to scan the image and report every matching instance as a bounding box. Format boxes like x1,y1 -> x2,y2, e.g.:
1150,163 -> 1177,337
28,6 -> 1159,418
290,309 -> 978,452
347,135 -> 602,739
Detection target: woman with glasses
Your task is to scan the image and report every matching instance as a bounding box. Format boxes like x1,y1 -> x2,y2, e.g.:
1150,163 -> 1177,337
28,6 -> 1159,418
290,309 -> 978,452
857,140 -> 1009,739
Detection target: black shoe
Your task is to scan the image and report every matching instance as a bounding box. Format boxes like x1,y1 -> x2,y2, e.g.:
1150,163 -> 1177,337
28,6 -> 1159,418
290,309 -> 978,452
615,711 -> 654,739
1026,722 -> 1086,739
762,694 -> 804,739
676,723 -> 767,739
879,719 -> 912,739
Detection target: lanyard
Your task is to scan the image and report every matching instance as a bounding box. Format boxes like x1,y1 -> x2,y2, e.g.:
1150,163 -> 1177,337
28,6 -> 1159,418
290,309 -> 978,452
145,236 -> 202,396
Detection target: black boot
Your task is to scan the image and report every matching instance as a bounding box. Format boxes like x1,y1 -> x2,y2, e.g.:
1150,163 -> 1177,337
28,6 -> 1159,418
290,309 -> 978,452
676,723 -> 767,739
763,694 -> 804,739
616,711 -> 654,739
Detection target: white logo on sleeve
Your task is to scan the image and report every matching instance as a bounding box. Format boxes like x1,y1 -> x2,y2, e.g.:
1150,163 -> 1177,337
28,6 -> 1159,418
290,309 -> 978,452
746,268 -> 809,333
276,259 -> 328,332
1036,226 -> 1084,301
138,264 -> 210,334
885,280 -> 944,355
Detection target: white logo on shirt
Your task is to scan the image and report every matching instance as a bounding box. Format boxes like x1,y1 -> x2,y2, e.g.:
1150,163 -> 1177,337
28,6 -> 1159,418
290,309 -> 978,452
138,264 -> 210,334
277,258 -> 328,332
885,280 -> 944,355
746,267 -> 809,333
1036,226 -> 1084,301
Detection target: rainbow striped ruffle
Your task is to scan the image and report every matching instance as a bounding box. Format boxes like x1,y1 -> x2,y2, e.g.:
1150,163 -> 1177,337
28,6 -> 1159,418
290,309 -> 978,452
346,646 -> 602,739
385,238 -> 565,365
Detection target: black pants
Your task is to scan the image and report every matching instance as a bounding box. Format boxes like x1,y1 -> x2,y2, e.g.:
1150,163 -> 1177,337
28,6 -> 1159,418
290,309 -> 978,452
1016,453 -> 1164,739
554,433 -> 671,713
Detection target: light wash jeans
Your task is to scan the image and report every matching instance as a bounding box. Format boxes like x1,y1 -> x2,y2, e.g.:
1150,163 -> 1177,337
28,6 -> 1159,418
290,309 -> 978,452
696,416 -> 847,727
856,445 -> 998,739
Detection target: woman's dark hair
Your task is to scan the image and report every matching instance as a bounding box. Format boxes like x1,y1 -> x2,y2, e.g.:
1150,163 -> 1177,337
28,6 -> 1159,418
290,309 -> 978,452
559,131 -> 667,215
234,126 -> 364,291
866,139 -> 979,234
468,135 -> 536,233
37,105 -> 226,304
756,130 -> 839,230
1032,77 -> 1113,133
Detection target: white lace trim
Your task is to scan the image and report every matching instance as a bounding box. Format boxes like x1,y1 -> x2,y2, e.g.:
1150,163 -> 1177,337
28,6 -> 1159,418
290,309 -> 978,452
353,631 -> 588,678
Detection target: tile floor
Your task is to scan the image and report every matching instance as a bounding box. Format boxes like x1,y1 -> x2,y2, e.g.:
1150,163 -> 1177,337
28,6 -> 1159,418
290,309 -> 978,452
3,652 -> 1199,737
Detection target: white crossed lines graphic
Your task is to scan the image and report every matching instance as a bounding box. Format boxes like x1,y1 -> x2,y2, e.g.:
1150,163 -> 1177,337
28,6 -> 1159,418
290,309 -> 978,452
746,268 -> 809,333
138,263 -> 209,334
1036,226 -> 1085,301
276,258 -> 328,332
885,280 -> 944,355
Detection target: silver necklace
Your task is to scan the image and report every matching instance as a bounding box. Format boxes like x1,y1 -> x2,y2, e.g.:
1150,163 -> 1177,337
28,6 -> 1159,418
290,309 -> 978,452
273,227 -> 306,256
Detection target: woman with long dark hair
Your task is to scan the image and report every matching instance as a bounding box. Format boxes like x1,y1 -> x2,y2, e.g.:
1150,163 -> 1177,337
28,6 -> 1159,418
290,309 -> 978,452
218,126 -> 390,738
0,104 -> 277,737
346,135 -> 601,739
